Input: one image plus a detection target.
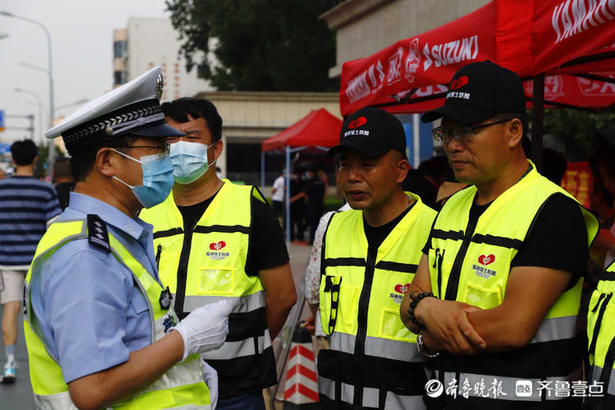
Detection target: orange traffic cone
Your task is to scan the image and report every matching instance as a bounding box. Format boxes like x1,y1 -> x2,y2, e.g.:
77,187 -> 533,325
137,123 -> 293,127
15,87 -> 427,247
282,325 -> 319,407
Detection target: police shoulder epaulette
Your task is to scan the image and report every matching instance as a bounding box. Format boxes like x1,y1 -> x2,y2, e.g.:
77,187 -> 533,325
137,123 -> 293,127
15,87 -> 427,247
87,214 -> 111,253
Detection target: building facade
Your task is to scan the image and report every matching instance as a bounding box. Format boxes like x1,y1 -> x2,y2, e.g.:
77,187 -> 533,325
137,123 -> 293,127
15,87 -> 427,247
112,18 -> 213,99
320,0 -> 490,78
193,91 -> 340,185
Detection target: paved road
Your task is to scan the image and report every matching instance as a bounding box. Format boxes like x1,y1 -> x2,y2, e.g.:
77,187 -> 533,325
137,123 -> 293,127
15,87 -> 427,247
1,311 -> 34,410
1,242 -> 313,409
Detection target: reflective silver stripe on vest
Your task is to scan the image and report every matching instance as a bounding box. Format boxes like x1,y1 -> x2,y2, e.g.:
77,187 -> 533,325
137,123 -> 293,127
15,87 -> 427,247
590,365 -> 615,395
320,375 -> 353,405
34,392 -> 79,410
319,376 -> 426,409
33,391 -> 212,410
203,329 -> 272,361
435,370 -> 575,401
329,332 -> 421,363
530,316 -> 577,344
183,291 -> 265,313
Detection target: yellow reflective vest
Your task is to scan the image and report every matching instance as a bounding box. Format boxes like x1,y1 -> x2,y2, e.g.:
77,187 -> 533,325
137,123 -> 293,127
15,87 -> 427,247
23,219 -> 210,409
587,259 -> 615,407
139,180 -> 276,397
426,164 -> 598,408
319,193 -> 436,410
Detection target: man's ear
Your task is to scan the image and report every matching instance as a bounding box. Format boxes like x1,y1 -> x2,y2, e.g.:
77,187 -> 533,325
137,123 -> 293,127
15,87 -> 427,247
397,157 -> 411,184
506,118 -> 524,149
96,148 -> 117,177
212,139 -> 224,161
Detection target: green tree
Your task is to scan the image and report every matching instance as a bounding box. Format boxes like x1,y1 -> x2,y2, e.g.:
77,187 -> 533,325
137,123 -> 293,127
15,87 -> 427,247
165,0 -> 340,91
543,109 -> 615,159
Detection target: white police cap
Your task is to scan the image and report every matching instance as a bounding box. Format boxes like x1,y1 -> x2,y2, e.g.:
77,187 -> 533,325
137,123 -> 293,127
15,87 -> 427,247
46,67 -> 183,153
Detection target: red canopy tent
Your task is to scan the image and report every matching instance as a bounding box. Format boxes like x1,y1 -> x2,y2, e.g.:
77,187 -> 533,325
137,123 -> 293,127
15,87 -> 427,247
338,0 -> 615,152
260,108 -> 342,241
261,108 -> 342,151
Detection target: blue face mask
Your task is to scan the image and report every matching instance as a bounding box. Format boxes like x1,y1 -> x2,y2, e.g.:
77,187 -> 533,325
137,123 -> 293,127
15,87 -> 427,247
169,141 -> 217,185
111,149 -> 174,208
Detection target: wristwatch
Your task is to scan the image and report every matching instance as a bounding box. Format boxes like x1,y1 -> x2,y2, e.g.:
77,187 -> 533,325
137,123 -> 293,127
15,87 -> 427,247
417,331 -> 439,358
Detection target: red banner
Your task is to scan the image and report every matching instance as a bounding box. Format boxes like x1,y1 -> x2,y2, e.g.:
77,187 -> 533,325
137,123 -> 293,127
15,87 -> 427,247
339,0 -> 615,116
523,73 -> 615,108
339,2 -> 496,115
561,162 -> 593,208
531,0 -> 615,75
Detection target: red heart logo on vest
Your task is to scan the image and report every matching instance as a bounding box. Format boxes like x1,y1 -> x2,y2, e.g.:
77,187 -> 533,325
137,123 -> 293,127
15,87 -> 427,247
478,254 -> 495,266
394,283 -> 410,294
348,116 -> 367,129
209,241 -> 226,251
450,75 -> 469,90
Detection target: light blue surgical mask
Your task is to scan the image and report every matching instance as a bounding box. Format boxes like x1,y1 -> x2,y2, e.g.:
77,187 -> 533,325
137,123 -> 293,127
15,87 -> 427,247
169,140 -> 217,185
111,149 -> 174,208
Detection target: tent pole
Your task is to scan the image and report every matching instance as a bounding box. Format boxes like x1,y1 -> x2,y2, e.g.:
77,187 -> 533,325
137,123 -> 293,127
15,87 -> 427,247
260,151 -> 265,188
532,74 -> 545,170
285,146 -> 291,243
413,113 -> 420,167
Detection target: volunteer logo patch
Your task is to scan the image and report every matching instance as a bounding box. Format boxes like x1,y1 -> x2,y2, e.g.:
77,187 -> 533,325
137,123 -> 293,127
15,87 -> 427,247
473,254 -> 496,279
348,116 -> 367,129
390,283 -> 410,304
207,241 -> 230,260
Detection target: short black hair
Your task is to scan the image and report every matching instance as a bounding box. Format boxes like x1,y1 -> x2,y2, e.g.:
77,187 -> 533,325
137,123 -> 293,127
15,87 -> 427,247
53,157 -> 72,179
11,139 -> 38,165
161,97 -> 222,141
418,156 -> 450,183
539,148 -> 567,185
70,135 -> 138,182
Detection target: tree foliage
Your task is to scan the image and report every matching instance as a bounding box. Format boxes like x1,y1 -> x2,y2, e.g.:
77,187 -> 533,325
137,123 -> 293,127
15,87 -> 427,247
543,109 -> 615,159
165,0 -> 340,92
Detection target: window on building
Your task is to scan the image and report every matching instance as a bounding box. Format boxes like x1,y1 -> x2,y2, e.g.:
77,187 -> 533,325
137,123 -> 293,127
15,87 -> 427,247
113,41 -> 127,59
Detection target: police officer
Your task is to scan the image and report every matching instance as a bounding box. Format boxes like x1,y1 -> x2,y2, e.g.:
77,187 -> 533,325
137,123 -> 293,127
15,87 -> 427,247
24,68 -> 233,409
139,97 -> 296,410
318,107 -> 436,409
401,61 -> 598,409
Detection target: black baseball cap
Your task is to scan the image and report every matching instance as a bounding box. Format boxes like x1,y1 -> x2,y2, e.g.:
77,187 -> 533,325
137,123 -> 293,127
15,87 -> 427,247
328,107 -> 406,158
421,61 -> 526,125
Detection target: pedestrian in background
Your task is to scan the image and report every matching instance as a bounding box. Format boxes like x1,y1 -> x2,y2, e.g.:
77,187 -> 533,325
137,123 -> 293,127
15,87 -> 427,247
271,169 -> 285,226
304,163 -> 325,244
0,139 -> 61,384
52,156 -> 76,210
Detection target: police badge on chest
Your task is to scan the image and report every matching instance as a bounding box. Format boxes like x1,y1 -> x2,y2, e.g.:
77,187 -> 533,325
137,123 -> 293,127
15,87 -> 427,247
159,286 -> 172,309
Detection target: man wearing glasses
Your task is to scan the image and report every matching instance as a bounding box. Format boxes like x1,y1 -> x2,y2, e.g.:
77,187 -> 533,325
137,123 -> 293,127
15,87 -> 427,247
23,67 -> 233,409
401,61 -> 598,409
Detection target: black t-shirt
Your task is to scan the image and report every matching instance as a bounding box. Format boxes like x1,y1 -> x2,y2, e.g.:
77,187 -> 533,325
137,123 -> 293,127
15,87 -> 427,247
177,189 -> 289,276
364,202 -> 415,250
423,193 -> 589,278
305,178 -> 325,206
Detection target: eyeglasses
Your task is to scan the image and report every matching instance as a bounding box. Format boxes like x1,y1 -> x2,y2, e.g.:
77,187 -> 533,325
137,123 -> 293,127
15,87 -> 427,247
112,142 -> 170,156
431,118 -> 514,144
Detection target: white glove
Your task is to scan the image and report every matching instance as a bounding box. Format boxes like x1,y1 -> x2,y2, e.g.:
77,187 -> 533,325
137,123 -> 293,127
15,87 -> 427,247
172,299 -> 235,361
201,359 -> 219,409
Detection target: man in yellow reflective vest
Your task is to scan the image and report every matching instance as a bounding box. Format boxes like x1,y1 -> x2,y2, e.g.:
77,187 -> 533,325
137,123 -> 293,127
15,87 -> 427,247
24,67 -> 234,409
587,259 -> 615,409
317,107 -> 437,409
401,61 -> 598,410
140,97 -> 297,410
